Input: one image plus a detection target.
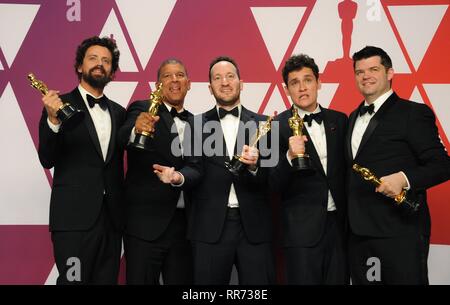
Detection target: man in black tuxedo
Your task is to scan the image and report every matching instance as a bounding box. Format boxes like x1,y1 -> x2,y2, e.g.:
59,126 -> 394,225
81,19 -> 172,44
271,54 -> 349,284
119,59 -> 194,285
347,46 -> 450,284
154,56 -> 275,285
38,36 -> 126,284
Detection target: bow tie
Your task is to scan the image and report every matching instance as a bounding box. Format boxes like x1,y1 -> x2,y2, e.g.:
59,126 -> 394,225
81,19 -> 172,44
359,103 -> 375,116
218,107 -> 239,119
170,107 -> 189,121
87,94 -> 108,110
303,112 -> 323,127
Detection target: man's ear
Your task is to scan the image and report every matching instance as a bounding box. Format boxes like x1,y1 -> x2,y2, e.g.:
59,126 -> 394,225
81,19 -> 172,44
283,85 -> 290,98
387,68 -> 394,82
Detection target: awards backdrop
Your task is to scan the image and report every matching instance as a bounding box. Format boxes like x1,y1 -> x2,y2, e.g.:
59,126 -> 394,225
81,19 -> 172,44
0,0 -> 449,284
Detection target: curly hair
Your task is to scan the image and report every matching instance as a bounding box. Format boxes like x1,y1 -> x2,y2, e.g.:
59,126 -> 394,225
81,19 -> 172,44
282,54 -> 319,86
74,36 -> 120,80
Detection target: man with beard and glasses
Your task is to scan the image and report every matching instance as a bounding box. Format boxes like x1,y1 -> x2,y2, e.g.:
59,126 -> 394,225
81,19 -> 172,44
38,36 -> 126,284
118,59 -> 194,285
153,56 -> 275,285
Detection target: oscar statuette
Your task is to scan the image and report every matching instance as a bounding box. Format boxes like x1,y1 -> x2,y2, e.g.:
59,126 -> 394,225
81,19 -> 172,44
128,83 -> 165,151
288,107 -> 314,174
225,116 -> 273,176
28,73 -> 85,130
352,164 -> 420,212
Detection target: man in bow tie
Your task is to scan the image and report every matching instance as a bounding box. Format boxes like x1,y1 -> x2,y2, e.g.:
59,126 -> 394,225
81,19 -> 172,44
271,54 -> 349,284
347,46 -> 450,284
38,36 -> 126,284
153,56 -> 275,285
118,58 -> 194,285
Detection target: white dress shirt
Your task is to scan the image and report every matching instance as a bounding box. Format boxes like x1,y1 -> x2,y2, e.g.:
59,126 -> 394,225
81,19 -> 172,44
163,103 -> 187,209
218,104 -> 241,208
130,102 -> 188,208
287,104 -> 336,211
176,104 -> 255,207
351,89 -> 392,159
350,89 -> 410,189
48,85 -> 111,161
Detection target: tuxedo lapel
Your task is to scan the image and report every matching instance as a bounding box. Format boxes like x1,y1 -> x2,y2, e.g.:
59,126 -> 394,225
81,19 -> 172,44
104,97 -> 116,164
158,104 -> 178,145
322,109 -> 337,176
71,89 -> 104,161
346,105 -> 360,161
303,126 -> 326,177
155,105 -> 185,167
234,106 -> 253,156
204,107 -> 229,166
160,106 -> 194,154
354,93 -> 397,160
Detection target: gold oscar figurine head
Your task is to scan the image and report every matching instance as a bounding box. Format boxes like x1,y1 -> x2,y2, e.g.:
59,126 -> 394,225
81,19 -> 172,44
250,116 -> 273,147
27,73 -> 49,95
147,83 -> 165,117
352,164 -> 382,186
289,107 -> 304,136
150,83 -> 164,104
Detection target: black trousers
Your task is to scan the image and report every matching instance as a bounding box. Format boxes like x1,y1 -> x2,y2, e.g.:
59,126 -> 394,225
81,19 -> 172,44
51,205 -> 122,285
192,208 -> 275,285
124,209 -> 193,285
284,211 -> 349,285
349,232 -> 429,285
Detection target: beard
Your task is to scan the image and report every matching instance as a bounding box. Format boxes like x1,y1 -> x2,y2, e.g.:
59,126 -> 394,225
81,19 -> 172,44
215,97 -> 239,107
212,89 -> 240,107
82,66 -> 112,89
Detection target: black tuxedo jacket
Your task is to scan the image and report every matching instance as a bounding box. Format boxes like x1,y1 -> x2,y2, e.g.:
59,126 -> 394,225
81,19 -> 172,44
119,102 -> 193,241
179,106 -> 272,244
38,87 -> 126,232
271,106 -> 348,247
346,92 -> 450,237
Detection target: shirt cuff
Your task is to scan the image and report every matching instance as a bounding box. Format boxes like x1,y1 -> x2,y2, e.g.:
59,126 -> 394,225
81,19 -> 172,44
47,118 -> 61,133
286,150 -> 293,167
129,127 -> 136,143
171,171 -> 185,187
248,167 -> 258,176
400,171 -> 411,190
